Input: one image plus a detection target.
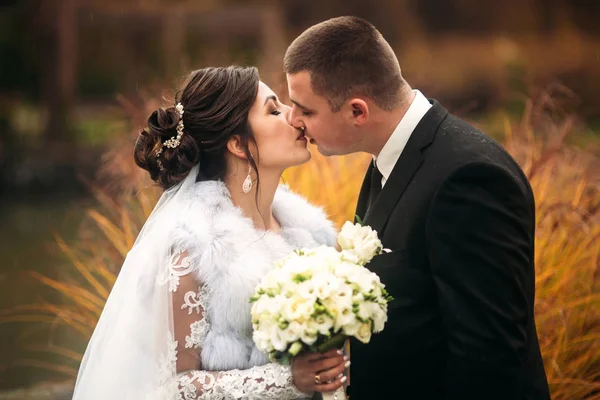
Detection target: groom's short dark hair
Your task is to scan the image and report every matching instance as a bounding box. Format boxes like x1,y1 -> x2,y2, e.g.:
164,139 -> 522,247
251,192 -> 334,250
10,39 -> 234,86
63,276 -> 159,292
284,16 -> 405,112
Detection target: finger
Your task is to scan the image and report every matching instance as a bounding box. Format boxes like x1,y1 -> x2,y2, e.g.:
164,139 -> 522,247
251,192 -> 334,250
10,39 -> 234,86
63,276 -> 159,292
319,349 -> 344,358
316,360 -> 349,383
312,355 -> 346,373
315,375 -> 347,393
305,348 -> 343,362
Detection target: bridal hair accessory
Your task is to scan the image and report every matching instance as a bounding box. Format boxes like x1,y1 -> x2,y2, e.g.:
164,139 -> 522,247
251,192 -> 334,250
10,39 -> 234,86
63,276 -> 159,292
156,102 -> 185,172
242,163 -> 253,193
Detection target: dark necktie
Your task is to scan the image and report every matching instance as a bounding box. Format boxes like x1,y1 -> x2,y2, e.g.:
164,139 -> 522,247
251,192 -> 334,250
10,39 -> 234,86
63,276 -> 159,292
367,162 -> 383,211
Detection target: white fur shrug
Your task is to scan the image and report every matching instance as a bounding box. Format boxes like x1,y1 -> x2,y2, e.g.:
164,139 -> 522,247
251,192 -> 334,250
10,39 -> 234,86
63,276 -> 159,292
168,180 -> 337,371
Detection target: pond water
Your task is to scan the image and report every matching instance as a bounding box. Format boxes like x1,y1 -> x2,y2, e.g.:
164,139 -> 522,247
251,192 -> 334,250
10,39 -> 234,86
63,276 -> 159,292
0,194 -> 94,391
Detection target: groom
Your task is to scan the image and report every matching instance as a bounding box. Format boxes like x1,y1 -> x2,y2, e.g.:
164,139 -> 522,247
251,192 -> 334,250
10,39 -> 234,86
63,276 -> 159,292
285,17 -> 550,400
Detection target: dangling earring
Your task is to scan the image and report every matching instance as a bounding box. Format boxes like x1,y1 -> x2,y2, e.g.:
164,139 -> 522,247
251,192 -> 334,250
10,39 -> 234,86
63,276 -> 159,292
242,163 -> 252,194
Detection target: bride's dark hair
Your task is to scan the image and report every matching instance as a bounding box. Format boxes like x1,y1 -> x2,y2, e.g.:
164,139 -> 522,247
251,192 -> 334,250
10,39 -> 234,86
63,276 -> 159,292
134,66 -> 260,189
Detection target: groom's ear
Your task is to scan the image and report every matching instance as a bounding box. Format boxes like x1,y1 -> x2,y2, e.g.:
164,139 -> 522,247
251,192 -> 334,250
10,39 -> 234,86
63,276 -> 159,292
348,98 -> 369,126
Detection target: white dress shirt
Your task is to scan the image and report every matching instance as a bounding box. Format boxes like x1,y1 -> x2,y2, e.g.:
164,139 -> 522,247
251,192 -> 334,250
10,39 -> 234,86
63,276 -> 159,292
374,90 -> 432,188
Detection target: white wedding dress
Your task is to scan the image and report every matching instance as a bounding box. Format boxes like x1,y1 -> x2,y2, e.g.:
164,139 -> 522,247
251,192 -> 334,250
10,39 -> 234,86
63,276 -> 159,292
72,165 -> 337,399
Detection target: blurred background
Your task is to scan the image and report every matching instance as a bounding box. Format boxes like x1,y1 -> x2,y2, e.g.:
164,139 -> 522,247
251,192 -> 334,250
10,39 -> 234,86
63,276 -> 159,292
0,0 -> 599,399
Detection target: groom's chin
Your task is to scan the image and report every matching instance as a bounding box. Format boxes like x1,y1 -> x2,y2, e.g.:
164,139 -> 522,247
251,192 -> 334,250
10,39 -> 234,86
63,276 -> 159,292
314,145 -> 335,157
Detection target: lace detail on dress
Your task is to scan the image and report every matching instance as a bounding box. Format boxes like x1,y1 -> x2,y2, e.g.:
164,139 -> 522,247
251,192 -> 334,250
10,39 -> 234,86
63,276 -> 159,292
155,332 -> 180,399
165,250 -> 307,399
183,285 -> 210,349
175,363 -> 306,399
157,251 -> 195,292
185,319 -> 210,349
182,285 -> 207,315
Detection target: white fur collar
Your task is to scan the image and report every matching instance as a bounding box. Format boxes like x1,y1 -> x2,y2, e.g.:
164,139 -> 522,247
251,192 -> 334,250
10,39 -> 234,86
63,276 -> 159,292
167,180 -> 337,371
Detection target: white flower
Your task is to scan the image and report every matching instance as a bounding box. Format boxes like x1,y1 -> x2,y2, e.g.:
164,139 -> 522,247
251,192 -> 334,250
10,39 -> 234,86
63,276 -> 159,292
270,326 -> 289,352
337,221 -> 363,251
309,313 -> 334,335
372,305 -> 388,333
281,295 -> 315,322
296,280 -> 318,301
251,229 -> 392,358
281,321 -> 303,343
342,319 -> 362,337
310,272 -> 338,300
337,222 -> 385,265
300,327 -> 319,345
333,306 -> 357,332
355,322 -> 372,343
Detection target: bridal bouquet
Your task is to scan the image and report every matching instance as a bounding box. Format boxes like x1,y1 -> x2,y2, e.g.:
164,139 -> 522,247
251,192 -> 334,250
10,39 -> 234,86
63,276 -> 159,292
250,222 -> 393,365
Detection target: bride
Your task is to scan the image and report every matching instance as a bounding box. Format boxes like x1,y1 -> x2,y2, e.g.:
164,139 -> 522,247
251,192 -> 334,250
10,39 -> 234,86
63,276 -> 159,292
72,66 -> 348,399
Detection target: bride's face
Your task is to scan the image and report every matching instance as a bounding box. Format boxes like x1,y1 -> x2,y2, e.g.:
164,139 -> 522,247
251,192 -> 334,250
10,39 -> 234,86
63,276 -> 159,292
247,82 -> 311,170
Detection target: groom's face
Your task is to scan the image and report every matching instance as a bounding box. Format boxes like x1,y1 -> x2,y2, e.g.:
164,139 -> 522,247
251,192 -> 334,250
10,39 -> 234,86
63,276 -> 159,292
287,72 -> 355,156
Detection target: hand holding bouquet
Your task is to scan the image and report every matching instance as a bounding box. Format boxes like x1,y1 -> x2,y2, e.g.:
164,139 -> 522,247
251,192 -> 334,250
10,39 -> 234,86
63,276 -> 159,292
250,222 -> 393,398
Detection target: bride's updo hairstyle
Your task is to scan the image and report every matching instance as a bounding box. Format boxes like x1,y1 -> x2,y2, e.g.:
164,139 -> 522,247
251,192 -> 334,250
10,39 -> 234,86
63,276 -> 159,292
134,66 -> 260,190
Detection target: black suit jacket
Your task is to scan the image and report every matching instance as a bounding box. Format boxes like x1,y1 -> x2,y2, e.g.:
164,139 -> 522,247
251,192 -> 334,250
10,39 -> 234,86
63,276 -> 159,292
348,100 -> 550,399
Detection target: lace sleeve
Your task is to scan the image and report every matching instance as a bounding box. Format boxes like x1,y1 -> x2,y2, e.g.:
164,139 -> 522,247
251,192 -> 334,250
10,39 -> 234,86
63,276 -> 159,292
168,251 -> 309,400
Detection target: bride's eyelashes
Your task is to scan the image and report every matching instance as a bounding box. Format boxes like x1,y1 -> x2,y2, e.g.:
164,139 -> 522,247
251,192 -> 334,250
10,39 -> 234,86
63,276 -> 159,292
271,109 -> 281,116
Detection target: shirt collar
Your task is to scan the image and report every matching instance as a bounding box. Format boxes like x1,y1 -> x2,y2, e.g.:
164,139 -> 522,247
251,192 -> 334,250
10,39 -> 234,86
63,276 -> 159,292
374,90 -> 432,185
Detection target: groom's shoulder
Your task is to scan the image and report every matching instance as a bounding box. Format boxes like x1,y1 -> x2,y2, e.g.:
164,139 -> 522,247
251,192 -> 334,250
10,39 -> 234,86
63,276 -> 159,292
432,111 -> 513,164
437,112 -> 491,147
424,110 -> 529,193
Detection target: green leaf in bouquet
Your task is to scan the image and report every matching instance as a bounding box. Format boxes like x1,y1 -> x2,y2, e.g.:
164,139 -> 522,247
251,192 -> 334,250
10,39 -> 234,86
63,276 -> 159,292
272,351 -> 293,365
354,215 -> 363,225
316,332 -> 347,353
292,273 -> 309,283
382,288 -> 394,302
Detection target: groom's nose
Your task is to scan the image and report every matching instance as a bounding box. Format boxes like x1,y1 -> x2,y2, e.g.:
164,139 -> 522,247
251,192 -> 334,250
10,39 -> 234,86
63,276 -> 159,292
284,105 -> 293,125
289,108 -> 304,130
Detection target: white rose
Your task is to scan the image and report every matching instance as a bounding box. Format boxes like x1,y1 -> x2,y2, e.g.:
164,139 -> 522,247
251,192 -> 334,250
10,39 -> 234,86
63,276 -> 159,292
357,302 -> 372,321
270,326 -> 289,352
300,327 -> 319,345
281,295 -> 315,323
355,272 -> 378,294
355,322 -> 372,343
339,250 -> 360,267
353,237 -> 383,266
334,307 -> 357,332
371,305 -> 388,333
260,267 -> 285,290
307,246 -> 343,272
342,318 -> 362,337
352,292 -> 365,303
309,314 -> 334,335
310,272 -> 337,300
296,280 -> 318,302
320,292 -> 352,330
337,221 -> 362,251
252,296 -> 281,316
283,256 -> 314,280
337,222 -> 384,265
281,321 -> 303,343
333,261 -> 357,281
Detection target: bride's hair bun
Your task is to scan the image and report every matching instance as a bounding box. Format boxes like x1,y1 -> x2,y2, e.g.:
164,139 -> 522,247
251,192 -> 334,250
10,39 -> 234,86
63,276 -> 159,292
134,66 -> 260,190
134,106 -> 199,188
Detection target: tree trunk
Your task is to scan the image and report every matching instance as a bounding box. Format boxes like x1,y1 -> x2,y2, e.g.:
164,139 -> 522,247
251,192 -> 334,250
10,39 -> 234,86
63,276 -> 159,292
44,0 -> 77,144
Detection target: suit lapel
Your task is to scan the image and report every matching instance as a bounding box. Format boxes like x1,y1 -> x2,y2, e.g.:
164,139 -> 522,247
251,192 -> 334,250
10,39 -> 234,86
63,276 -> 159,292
354,161 -> 373,223
363,100 -> 448,234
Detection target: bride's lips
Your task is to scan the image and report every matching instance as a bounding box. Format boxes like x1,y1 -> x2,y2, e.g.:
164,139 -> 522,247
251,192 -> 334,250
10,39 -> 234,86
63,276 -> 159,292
296,131 -> 307,141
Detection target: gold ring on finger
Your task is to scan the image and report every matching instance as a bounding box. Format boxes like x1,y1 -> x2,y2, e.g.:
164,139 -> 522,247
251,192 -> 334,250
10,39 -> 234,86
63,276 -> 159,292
315,374 -> 321,384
